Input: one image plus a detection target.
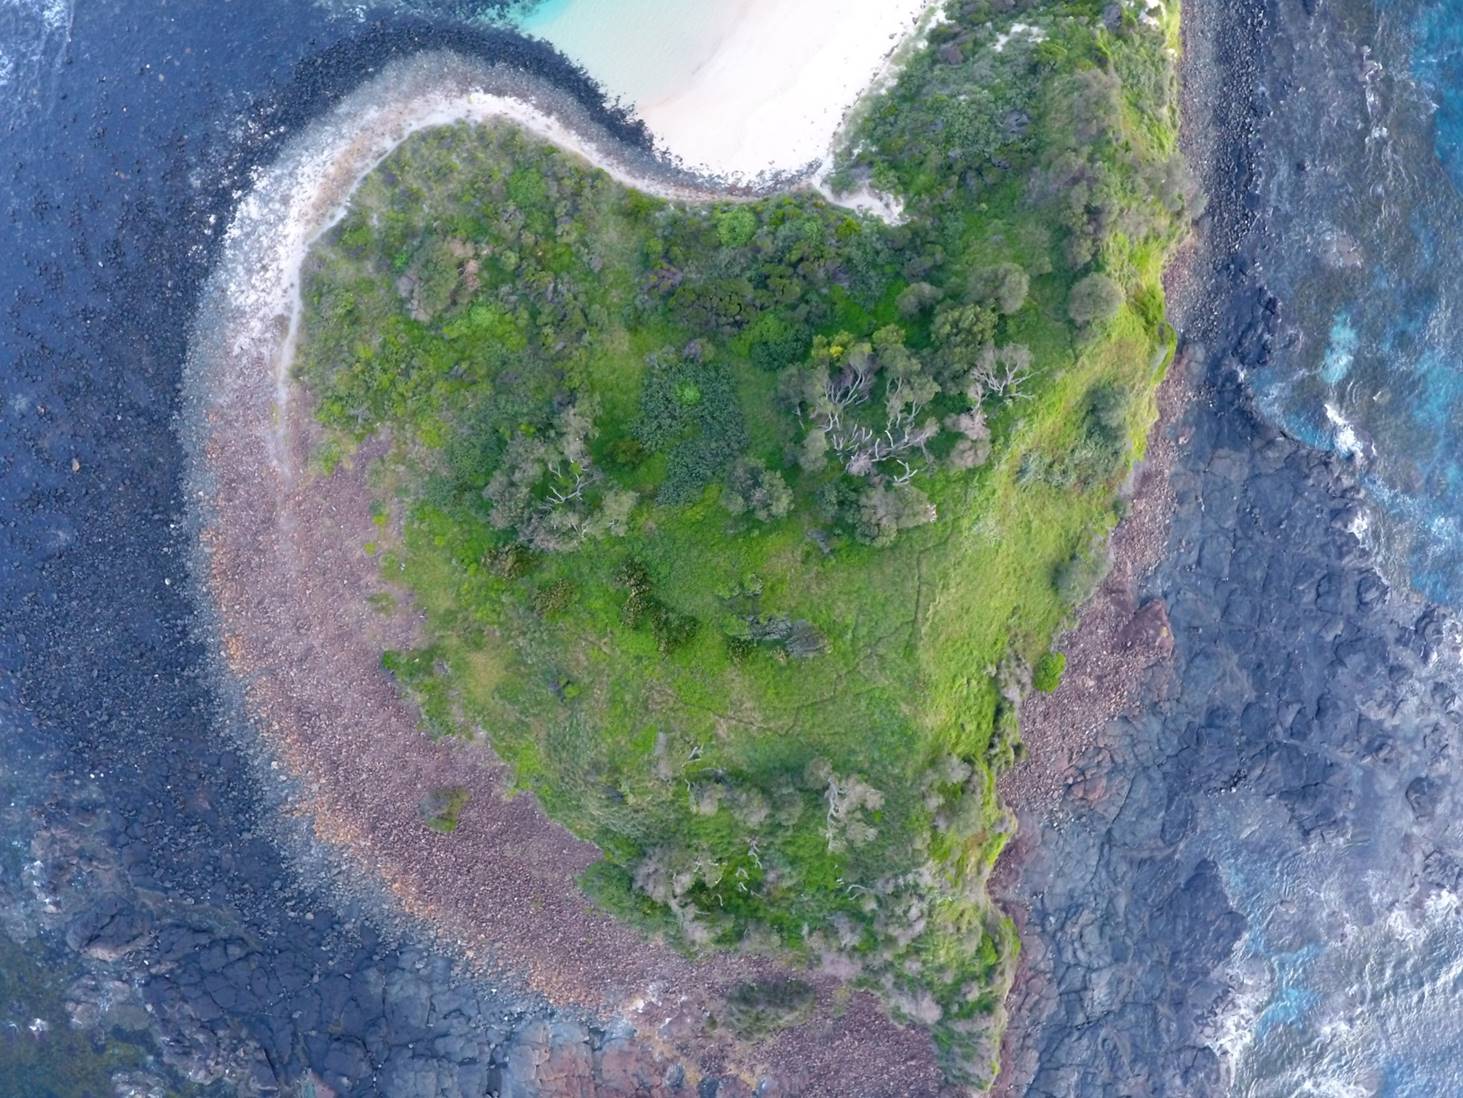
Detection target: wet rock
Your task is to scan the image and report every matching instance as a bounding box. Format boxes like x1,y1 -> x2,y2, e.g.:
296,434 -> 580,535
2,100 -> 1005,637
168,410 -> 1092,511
595,1030 -> 671,1094
1356,569 -> 1388,611
63,973 -> 143,1030
1405,776 -> 1442,821
111,1072 -> 172,1098
1422,850 -> 1463,892
501,1019 -> 595,1098
64,894 -> 152,961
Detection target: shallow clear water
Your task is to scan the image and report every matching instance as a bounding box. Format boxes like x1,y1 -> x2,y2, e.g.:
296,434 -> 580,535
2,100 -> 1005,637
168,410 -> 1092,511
514,0 -> 740,110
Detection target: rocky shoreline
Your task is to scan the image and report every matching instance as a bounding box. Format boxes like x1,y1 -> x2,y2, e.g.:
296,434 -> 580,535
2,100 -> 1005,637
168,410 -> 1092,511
13,1 -> 1463,1094
995,0 -> 1463,1093
183,43 -> 952,1098
993,0 -> 1268,1083
1,16 -> 852,1097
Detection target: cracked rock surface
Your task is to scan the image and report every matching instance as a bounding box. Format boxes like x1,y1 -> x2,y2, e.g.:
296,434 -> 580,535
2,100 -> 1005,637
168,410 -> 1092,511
998,0 -> 1463,1093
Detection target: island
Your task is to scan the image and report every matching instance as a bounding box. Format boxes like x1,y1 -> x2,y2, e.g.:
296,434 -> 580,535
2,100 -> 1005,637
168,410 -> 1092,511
191,2 -> 1190,1092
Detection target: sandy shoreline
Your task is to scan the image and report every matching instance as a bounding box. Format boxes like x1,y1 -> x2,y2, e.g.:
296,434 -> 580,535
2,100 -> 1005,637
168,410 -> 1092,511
520,0 -> 940,182
184,49 -> 947,1096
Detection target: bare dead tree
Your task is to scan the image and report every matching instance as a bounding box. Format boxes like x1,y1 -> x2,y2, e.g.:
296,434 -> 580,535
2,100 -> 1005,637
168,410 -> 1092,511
969,344 -> 1034,401
826,369 -> 873,409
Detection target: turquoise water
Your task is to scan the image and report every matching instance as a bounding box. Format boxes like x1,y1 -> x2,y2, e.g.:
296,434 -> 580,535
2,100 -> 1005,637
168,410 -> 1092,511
1400,5 -> 1463,602
514,0 -> 738,111
1251,0 -> 1463,607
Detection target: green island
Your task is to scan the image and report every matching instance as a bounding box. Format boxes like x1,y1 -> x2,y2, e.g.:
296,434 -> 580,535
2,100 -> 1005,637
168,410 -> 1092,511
295,0 -> 1187,1083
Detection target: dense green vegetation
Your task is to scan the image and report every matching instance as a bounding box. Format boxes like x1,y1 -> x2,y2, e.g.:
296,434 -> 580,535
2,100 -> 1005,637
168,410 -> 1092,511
294,0 -> 1187,1086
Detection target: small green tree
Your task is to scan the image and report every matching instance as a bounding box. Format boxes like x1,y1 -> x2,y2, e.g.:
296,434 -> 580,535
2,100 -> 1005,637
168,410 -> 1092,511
970,262 -> 1030,315
1067,272 -> 1125,328
715,206 -> 757,248
723,459 -> 793,522
896,280 -> 943,318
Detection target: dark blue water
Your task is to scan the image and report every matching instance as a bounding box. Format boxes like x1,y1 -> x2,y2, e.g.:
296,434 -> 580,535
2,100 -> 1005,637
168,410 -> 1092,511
7,1 -> 1463,1095
0,3 -> 635,1093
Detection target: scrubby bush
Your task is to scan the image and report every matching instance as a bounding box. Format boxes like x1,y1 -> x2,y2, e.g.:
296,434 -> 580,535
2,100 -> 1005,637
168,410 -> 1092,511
634,349 -> 748,504
616,559 -> 700,654
533,578 -> 576,618
1088,381 -> 1134,444
420,786 -> 470,833
1054,544 -> 1110,605
969,262 -> 1030,315
722,458 -> 793,522
1067,272 -> 1125,328
720,978 -> 816,1038
896,280 -> 943,318
1033,651 -> 1066,693
715,206 -> 757,248
744,312 -> 810,372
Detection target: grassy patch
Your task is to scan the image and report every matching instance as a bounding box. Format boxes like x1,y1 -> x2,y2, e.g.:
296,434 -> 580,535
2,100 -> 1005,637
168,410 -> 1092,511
293,2 -> 1188,1087
420,786 -> 472,834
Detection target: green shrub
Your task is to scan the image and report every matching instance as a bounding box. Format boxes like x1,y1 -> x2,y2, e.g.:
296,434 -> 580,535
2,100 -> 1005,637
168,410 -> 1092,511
745,312 -> 810,372
720,978 -> 816,1038
1053,545 -> 1110,606
1033,651 -> 1066,693
716,207 -> 758,248
1068,272 -> 1125,328
634,351 -> 748,504
616,559 -> 700,654
420,786 -> 471,833
533,579 -> 576,618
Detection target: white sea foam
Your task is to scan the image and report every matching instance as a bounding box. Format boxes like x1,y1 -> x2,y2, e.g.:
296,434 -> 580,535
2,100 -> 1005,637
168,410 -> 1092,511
1319,312 -> 1359,384
192,52 -> 730,477
0,0 -> 74,132
1323,400 -> 1366,461
1345,505 -> 1372,547
1218,832 -> 1463,1097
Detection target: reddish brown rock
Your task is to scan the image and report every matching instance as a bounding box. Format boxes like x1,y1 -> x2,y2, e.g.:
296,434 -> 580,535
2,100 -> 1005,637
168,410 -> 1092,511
1119,598 -> 1174,663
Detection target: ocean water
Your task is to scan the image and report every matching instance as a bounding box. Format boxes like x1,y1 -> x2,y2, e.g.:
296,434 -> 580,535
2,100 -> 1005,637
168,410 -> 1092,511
6,0 -> 1463,1094
1247,0 -> 1463,608
1214,0 -> 1463,1092
310,0 -> 730,116
0,2 -> 611,1092
514,0 -> 740,112
0,0 -> 72,133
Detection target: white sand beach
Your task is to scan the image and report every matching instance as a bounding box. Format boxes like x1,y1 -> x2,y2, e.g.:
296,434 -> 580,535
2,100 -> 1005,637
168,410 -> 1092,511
519,0 -> 938,179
